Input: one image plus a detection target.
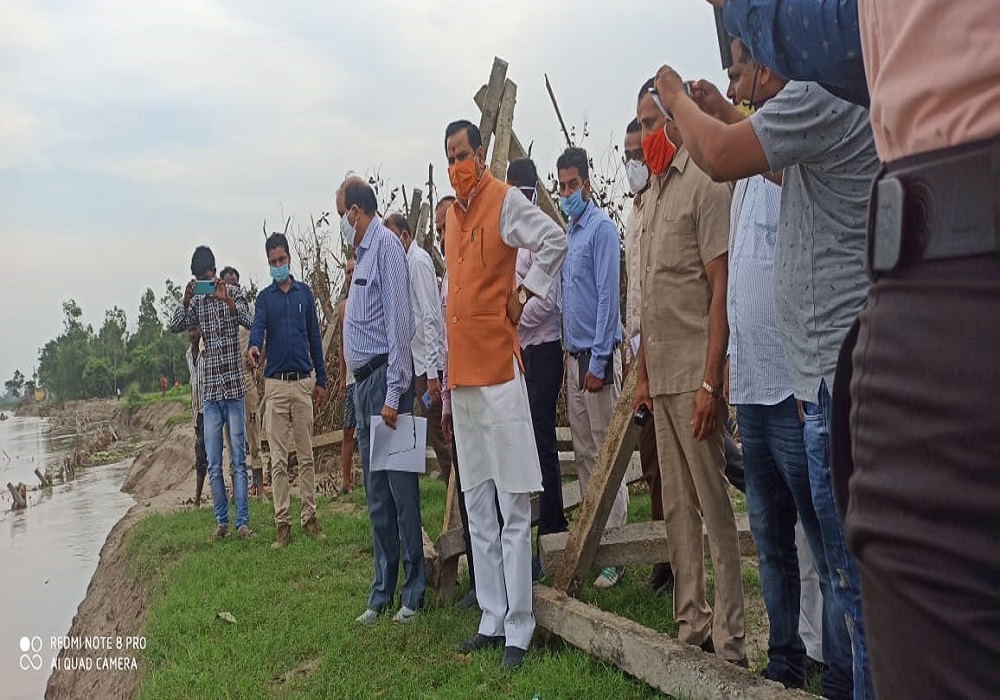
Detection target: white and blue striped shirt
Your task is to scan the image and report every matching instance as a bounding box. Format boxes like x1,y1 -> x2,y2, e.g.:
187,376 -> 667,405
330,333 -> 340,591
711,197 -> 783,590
344,217 -> 415,410
727,175 -> 795,406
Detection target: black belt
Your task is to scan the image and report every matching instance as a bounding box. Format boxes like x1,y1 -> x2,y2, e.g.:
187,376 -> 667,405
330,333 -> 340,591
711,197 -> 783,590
353,354 -> 388,383
272,371 -> 311,381
868,136 -> 1000,278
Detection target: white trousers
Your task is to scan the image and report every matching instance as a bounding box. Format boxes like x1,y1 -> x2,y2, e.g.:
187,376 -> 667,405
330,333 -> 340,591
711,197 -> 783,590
465,478 -> 534,650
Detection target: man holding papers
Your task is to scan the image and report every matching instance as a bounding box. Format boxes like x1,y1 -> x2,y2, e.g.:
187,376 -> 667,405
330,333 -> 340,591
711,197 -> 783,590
337,175 -> 425,625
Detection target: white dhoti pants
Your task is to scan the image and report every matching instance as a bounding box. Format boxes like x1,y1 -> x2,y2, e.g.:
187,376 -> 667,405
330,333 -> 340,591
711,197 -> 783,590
465,479 -> 535,650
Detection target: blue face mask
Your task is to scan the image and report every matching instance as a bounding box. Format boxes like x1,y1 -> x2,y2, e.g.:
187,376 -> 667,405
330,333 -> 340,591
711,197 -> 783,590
270,263 -> 290,282
560,188 -> 587,220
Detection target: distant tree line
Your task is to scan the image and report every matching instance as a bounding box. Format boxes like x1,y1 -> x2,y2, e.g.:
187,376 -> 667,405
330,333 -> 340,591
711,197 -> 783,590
9,281 -> 192,403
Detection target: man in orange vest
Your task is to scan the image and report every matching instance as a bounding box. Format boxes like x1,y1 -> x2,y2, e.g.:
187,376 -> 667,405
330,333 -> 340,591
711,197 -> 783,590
440,119 -> 567,670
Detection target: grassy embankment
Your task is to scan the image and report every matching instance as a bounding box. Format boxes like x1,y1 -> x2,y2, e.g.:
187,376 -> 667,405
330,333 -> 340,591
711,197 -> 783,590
127,478 -> 765,699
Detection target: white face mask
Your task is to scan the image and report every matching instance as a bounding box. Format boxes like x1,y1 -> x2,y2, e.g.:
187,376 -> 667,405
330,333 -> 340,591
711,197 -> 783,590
625,159 -> 649,195
340,211 -> 356,249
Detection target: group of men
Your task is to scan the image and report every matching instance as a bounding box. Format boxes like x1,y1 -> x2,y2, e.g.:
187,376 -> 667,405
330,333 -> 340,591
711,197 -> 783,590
171,0 -> 1000,693
171,234 -> 328,548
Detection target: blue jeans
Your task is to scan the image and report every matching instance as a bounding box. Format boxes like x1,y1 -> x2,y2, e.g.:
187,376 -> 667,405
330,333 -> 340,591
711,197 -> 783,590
354,364 -> 425,612
203,398 -> 249,530
803,381 -> 873,700
739,397 -> 853,698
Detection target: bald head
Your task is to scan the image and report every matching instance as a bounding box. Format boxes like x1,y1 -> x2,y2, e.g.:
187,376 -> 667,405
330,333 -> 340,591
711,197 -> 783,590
336,175 -> 369,216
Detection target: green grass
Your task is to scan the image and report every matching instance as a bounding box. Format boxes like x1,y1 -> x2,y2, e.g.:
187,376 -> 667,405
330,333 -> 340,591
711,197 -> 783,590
125,385 -> 192,410
164,413 -> 193,428
128,479 -> 663,700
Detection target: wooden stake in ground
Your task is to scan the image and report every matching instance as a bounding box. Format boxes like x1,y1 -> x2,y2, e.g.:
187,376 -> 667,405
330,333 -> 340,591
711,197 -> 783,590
551,363 -> 639,597
8,481 -> 27,509
34,468 -> 52,488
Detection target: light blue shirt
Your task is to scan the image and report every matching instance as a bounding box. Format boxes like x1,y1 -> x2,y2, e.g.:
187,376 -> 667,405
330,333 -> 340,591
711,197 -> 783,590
560,201 -> 622,379
727,175 -> 794,406
343,217 -> 415,410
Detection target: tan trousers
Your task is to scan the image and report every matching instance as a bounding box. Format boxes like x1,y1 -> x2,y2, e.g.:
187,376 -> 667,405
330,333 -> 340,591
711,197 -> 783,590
565,352 -> 628,531
264,377 -> 316,526
652,391 -> 745,661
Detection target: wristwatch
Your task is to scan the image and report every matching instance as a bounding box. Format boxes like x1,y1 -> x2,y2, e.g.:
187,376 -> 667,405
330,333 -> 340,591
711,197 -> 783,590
701,380 -> 720,398
517,286 -> 528,305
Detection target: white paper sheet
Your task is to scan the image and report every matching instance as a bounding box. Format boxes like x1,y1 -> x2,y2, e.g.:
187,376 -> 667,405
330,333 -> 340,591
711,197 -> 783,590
369,413 -> 427,473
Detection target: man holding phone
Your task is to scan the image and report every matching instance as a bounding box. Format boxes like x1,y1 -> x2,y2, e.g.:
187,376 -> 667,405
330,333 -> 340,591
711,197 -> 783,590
170,245 -> 254,540
248,233 -> 327,549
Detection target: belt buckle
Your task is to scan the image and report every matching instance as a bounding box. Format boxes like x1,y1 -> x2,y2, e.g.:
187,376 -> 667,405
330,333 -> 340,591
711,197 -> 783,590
868,175 -> 906,277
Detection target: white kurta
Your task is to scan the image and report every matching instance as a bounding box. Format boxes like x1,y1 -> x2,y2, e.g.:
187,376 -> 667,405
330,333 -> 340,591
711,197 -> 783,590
452,356 -> 542,494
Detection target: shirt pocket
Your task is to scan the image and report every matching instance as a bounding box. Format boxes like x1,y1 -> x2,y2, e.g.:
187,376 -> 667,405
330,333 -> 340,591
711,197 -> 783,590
653,216 -> 699,272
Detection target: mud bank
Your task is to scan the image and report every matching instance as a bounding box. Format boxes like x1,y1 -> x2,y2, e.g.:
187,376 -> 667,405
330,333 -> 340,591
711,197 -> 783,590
45,402 -> 193,700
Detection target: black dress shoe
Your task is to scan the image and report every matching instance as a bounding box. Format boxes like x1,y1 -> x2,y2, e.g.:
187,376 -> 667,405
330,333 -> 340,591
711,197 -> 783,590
456,589 -> 479,610
457,633 -> 504,653
649,564 -> 674,593
699,638 -> 715,655
502,645 -> 527,670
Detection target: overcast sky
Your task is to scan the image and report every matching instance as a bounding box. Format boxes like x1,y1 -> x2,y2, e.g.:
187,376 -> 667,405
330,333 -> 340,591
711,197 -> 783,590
0,0 -> 729,385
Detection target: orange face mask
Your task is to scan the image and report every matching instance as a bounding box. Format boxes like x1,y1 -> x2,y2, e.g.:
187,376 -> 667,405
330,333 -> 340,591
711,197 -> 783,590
448,157 -> 480,200
642,127 -> 677,176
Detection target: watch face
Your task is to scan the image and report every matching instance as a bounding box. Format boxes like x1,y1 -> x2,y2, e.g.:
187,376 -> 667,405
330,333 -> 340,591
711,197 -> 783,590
518,289 -> 527,304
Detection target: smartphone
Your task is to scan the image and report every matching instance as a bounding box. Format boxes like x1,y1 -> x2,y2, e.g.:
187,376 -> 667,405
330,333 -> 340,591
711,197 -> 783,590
421,390 -> 432,409
193,280 -> 217,296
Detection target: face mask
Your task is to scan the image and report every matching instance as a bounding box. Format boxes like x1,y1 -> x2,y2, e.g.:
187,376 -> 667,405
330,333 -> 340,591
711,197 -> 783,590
560,188 -> 587,220
270,263 -> 290,282
448,157 -> 480,200
625,160 -> 649,194
518,186 -> 538,205
340,211 -> 356,248
642,126 -> 678,176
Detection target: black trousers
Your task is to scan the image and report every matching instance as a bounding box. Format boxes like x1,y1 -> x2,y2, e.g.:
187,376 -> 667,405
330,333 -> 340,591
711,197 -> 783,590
451,435 -> 475,590
194,412 -> 208,476
842,254 -> 1000,698
522,340 -> 568,537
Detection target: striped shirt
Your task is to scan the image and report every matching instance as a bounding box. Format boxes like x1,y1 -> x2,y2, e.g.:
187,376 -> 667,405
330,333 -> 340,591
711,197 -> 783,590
185,344 -> 204,417
343,217 -> 415,410
726,175 -> 794,406
170,284 -> 253,402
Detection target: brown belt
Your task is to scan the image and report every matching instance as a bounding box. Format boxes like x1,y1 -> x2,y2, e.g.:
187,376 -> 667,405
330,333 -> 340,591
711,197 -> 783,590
868,136 -> 1000,277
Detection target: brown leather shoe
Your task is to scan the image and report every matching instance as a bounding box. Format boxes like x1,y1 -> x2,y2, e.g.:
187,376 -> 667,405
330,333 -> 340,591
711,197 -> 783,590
303,518 -> 326,540
272,523 -> 291,549
212,525 -> 229,541
237,525 -> 254,539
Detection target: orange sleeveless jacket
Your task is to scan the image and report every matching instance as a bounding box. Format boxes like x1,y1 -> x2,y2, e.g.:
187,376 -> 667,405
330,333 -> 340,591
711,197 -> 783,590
444,170 -> 521,388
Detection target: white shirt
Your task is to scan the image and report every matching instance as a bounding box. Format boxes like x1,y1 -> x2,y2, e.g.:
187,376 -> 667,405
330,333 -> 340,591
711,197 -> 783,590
406,242 -> 445,378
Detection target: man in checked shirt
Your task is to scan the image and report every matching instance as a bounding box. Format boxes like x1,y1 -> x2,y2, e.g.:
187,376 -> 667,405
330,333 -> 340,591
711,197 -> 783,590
171,245 -> 254,541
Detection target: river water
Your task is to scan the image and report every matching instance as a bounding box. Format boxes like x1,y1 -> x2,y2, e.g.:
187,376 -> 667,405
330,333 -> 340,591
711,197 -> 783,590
0,414 -> 135,700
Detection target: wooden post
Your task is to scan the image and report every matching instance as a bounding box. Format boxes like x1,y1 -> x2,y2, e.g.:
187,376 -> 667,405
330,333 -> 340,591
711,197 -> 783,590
407,188 -> 423,234
551,363 -> 639,597
34,468 -> 52,488
533,585 -> 817,700
473,86 -> 566,230
489,79 -> 517,180
477,58 -> 509,156
8,482 -> 27,509
544,73 -> 573,147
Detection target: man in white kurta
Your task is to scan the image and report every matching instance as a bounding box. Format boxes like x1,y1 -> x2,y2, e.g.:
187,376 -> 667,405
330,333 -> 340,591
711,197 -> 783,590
441,119 -> 567,670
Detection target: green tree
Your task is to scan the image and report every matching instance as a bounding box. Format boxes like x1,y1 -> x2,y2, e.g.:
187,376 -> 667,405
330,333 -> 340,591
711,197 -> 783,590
97,306 -> 128,394
4,369 -> 25,398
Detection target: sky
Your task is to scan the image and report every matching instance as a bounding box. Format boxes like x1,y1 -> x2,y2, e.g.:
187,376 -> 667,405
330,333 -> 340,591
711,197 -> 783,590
0,0 -> 730,385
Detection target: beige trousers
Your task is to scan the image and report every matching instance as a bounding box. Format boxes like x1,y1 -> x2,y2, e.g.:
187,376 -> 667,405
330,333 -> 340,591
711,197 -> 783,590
565,352 -> 628,531
264,377 -> 316,526
652,391 -> 745,661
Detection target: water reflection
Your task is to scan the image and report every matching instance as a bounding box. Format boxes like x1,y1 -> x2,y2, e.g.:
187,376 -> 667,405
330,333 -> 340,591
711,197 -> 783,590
0,415 -> 135,700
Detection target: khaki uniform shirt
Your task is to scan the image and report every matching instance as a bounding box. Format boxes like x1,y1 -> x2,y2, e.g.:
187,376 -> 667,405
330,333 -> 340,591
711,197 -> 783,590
639,147 -> 731,397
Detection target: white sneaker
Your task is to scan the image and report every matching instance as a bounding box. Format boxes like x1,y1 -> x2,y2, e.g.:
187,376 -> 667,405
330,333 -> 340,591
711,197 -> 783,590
392,606 -> 419,623
355,608 -> 379,625
593,566 -> 622,589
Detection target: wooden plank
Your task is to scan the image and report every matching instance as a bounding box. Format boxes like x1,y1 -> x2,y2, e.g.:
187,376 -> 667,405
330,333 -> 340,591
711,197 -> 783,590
311,430 -> 344,450
473,86 -> 565,231
407,188 -> 423,234
539,515 -> 756,573
533,584 -> 818,700
552,364 -> 639,597
489,79 -> 517,180
477,57 -> 508,156
531,453 -> 644,522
